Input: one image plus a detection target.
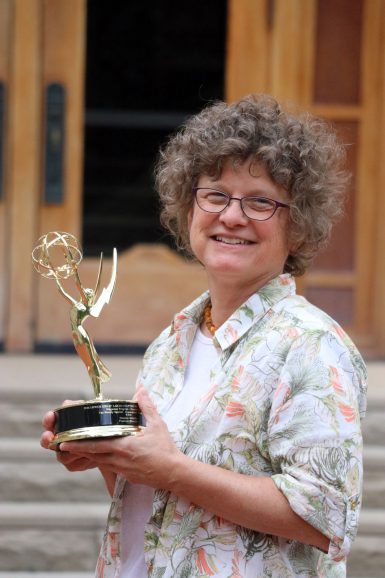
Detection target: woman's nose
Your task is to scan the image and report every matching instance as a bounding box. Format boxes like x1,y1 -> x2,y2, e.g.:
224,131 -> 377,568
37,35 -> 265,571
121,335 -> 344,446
218,197 -> 248,225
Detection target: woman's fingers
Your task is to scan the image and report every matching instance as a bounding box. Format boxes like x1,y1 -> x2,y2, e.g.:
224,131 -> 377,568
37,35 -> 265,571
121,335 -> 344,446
40,429 -> 56,450
41,399 -> 82,431
135,386 -> 161,426
42,410 -> 56,431
57,452 -> 98,472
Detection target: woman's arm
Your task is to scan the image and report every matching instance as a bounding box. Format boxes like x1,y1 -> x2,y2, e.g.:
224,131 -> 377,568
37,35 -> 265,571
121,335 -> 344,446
58,388 -> 329,551
98,467 -> 117,498
167,451 -> 329,551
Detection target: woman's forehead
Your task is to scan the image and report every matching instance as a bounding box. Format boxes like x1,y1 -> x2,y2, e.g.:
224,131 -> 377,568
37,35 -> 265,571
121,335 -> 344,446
200,157 -> 277,186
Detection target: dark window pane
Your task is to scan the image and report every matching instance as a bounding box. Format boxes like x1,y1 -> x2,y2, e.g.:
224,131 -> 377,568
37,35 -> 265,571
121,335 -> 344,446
83,1 -> 227,255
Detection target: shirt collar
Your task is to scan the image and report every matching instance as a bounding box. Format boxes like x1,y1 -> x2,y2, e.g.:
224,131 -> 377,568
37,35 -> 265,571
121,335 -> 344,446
171,290 -> 210,334
171,274 -> 296,351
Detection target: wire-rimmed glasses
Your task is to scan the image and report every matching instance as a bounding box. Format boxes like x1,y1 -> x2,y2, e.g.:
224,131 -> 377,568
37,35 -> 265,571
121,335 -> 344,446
193,187 -> 290,222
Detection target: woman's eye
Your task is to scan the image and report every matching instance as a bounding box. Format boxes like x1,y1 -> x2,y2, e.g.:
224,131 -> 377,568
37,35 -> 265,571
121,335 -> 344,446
207,193 -> 227,205
247,197 -> 274,210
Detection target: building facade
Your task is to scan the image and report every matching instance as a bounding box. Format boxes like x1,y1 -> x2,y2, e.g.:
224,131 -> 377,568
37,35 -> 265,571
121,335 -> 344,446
1,0 -> 385,357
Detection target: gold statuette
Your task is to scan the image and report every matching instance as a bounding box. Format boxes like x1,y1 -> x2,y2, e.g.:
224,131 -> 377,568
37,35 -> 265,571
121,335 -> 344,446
32,231 -> 143,445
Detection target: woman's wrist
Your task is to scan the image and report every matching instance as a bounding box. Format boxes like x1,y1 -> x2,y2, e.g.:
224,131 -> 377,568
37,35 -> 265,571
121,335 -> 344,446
99,467 -> 117,497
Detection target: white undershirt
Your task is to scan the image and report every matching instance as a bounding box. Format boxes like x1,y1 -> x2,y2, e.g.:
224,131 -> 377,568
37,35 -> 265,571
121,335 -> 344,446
120,328 -> 218,577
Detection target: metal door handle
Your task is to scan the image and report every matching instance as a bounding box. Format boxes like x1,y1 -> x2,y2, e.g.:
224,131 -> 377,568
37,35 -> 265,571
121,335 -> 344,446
44,83 -> 66,204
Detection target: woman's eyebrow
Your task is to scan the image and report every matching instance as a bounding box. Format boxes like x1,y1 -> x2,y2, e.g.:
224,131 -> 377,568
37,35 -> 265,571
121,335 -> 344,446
204,181 -> 274,196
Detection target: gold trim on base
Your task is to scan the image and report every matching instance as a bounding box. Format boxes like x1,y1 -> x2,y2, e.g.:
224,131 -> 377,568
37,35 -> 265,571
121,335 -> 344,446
49,424 -> 144,447
53,398 -> 138,411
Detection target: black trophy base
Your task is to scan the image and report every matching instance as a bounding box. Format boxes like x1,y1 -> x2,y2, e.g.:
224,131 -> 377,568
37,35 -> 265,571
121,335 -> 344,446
50,399 -> 144,446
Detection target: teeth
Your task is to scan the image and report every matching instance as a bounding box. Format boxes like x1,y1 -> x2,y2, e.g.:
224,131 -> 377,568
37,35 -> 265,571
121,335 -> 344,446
215,236 -> 250,245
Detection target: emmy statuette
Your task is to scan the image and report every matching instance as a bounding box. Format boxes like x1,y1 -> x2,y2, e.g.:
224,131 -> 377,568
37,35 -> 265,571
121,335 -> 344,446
32,231 -> 143,446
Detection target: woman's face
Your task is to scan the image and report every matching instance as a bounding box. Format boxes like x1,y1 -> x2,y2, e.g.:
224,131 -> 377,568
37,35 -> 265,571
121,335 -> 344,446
188,159 -> 292,295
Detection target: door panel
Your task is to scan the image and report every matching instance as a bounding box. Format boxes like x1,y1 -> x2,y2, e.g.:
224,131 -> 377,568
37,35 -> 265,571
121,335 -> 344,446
226,0 -> 385,356
4,0 -> 42,351
314,0 -> 363,105
35,0 -> 86,346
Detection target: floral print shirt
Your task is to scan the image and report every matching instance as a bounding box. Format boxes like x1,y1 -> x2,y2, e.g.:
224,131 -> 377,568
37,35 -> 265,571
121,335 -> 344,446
96,274 -> 367,578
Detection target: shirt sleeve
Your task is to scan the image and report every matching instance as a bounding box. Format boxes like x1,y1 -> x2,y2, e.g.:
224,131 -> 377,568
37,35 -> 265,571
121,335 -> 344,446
269,329 -> 367,561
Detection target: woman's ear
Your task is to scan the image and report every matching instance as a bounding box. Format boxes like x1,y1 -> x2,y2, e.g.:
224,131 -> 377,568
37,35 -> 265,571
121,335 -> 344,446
287,229 -> 301,254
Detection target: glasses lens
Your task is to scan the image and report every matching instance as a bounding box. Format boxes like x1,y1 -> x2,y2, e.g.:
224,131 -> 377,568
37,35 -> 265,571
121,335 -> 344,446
196,189 -> 229,213
242,197 -> 276,220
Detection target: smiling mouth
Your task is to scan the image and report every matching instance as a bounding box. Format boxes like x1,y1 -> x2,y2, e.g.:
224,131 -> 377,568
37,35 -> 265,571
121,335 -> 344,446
214,236 -> 252,245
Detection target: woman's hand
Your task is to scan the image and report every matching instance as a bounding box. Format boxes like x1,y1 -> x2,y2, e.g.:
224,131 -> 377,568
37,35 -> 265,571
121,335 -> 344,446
57,387 -> 182,489
40,402 -> 99,473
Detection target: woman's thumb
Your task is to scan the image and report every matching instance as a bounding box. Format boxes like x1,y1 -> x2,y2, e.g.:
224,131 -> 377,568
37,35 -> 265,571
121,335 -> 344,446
134,386 -> 159,425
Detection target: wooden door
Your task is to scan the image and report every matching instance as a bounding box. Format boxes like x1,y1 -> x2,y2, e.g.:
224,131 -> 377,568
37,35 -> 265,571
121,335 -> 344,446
0,0 -> 86,351
226,0 -> 385,357
4,0 -> 385,356
0,0 -> 11,348
0,0 -> 43,351
34,0 -> 86,350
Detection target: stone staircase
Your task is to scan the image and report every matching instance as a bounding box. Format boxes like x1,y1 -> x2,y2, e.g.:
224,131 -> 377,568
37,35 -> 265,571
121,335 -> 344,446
0,354 -> 139,578
0,355 -> 384,577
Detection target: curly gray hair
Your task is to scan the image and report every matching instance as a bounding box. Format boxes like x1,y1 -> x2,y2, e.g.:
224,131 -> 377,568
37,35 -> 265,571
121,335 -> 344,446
155,94 -> 348,276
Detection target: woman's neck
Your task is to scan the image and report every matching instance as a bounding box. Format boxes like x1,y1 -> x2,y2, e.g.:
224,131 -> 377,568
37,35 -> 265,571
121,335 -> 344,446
205,270 -> 282,330
200,294 -> 247,338
206,279 -> 259,327
201,287 -> 252,336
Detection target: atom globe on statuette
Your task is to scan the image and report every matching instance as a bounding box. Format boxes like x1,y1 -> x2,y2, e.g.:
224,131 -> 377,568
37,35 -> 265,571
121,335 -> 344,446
32,231 -> 144,447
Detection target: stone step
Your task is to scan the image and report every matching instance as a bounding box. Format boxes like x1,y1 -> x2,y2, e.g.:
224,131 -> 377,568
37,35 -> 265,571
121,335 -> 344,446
0,501 -> 109,528
0,439 -> 384,507
0,395 -> 136,440
2,402 -> 385,446
0,461 -> 109,502
0,354 -> 140,403
2,437 -> 375,465
355,509 -> 385,536
0,439 -> 107,503
362,445 -> 385,509
0,575 -> 94,578
347,509 -> 385,577
0,502 -> 383,573
348,535 -> 385,577
0,502 -> 109,572
362,408 -> 385,446
0,354 -> 139,439
1,356 -> 384,443
0,400 -> 56,438
1,572 -> 378,578
0,573 -> 382,578
0,438 -> 52,461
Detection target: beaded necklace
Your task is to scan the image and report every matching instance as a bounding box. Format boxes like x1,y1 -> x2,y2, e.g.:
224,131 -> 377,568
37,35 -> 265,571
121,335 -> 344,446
203,302 -> 217,336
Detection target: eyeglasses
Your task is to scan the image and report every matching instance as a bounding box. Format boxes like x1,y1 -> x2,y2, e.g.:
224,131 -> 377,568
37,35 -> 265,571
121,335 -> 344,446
193,187 -> 290,221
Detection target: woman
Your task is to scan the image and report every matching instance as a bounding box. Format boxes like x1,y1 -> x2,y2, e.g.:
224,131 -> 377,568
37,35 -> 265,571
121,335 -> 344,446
41,95 -> 367,578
